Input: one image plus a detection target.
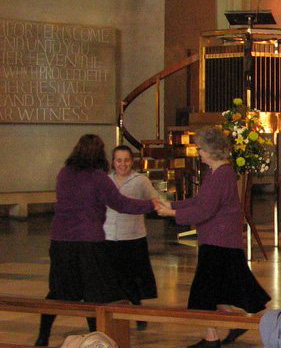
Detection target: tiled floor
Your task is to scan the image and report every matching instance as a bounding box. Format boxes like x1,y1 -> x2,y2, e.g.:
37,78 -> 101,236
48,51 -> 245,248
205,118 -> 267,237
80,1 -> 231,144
0,191 -> 279,347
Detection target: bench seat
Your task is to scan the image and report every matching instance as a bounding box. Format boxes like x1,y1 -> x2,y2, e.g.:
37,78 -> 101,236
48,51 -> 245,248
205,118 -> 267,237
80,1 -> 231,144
0,191 -> 56,218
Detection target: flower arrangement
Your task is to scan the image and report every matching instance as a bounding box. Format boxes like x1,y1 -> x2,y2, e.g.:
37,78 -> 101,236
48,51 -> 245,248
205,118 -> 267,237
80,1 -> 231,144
222,98 -> 273,176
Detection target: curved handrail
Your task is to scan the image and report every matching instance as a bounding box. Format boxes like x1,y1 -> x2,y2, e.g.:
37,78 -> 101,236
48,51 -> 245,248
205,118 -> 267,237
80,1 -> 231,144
118,54 -> 199,150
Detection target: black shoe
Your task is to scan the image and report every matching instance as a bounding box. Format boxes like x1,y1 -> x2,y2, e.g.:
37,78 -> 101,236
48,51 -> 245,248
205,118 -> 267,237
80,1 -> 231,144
187,339 -> 221,348
136,320 -> 147,330
221,329 -> 248,345
34,338 -> 49,346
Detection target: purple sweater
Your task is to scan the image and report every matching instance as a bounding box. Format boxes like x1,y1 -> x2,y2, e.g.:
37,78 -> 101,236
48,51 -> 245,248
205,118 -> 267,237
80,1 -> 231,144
171,164 -> 243,249
51,167 -> 154,242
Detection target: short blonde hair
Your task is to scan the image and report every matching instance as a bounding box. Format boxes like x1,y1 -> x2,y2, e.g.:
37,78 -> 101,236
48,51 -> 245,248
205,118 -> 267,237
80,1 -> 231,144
195,126 -> 230,160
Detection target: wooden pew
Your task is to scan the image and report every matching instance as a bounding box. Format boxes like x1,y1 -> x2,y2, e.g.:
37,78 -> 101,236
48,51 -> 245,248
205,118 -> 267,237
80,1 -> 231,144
0,296 -> 129,348
0,296 -> 262,348
0,345 -> 43,348
106,303 -> 261,330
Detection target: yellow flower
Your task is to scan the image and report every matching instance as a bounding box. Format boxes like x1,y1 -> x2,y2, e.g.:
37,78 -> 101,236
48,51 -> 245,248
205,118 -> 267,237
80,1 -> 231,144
258,136 -> 265,144
223,130 -> 230,136
247,111 -> 260,124
247,111 -> 258,118
235,136 -> 244,145
248,131 -> 258,141
265,138 -> 273,145
232,113 -> 242,121
236,157 -> 246,166
233,98 -> 243,105
235,144 -> 246,151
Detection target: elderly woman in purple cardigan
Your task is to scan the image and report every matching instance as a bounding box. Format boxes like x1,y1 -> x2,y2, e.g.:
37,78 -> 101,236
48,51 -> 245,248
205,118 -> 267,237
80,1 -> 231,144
34,134 -> 156,346
156,126 -> 270,348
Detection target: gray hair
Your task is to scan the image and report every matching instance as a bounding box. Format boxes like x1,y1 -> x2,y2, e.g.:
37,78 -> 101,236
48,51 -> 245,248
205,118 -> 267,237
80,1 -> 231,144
195,126 -> 230,160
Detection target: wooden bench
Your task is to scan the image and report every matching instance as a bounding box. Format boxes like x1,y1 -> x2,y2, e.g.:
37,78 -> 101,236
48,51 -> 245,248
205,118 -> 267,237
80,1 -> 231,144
0,191 -> 56,218
107,303 -> 261,330
0,345 -> 40,348
0,296 -> 262,348
0,296 -> 129,348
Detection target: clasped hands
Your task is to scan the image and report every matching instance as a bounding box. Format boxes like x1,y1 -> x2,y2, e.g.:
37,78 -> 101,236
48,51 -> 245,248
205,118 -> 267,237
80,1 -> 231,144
151,198 -> 176,217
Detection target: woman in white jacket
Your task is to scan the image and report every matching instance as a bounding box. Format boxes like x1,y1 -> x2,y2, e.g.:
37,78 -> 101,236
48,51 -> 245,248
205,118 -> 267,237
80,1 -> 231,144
103,145 -> 159,330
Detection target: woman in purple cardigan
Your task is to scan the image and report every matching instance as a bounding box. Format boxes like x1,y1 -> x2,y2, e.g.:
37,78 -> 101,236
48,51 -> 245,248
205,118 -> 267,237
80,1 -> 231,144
35,134 -> 155,346
156,127 -> 270,348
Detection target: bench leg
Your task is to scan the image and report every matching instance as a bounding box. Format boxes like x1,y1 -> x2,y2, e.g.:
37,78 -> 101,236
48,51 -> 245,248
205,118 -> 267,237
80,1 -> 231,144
9,204 -> 28,218
96,308 -> 130,348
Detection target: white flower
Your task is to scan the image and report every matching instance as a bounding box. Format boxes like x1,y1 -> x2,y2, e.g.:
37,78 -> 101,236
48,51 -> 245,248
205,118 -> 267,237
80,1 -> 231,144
266,158 -> 270,163
265,166 -> 269,171
232,132 -> 237,137
237,128 -> 243,134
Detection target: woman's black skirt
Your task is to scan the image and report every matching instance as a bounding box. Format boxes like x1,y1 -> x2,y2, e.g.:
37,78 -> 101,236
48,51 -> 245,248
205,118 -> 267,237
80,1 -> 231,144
188,244 -> 271,313
47,240 -> 127,303
105,237 -> 157,303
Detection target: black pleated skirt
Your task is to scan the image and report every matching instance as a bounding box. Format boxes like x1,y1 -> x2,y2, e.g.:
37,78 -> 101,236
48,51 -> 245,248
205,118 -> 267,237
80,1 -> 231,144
188,244 -> 271,313
105,237 -> 157,303
47,240 -> 127,303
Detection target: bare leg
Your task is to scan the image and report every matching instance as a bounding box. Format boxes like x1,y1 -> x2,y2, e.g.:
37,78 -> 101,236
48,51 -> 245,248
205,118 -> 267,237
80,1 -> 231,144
205,327 -> 219,341
217,304 -> 232,312
217,304 -> 248,345
203,305 -> 232,341
188,327 -> 220,347
203,305 -> 231,340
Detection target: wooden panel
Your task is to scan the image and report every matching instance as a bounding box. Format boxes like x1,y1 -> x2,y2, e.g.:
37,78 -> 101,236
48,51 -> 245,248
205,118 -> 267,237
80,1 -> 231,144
189,112 -> 224,125
0,19 -> 116,124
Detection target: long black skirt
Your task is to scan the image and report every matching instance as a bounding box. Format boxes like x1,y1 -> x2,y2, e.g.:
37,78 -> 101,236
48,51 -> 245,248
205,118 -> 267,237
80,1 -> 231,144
105,237 -> 157,303
47,240 -> 127,303
188,244 -> 271,313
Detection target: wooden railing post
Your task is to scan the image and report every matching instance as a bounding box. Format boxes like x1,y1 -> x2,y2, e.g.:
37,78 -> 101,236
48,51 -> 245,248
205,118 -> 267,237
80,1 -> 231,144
238,174 -> 268,260
155,77 -> 160,140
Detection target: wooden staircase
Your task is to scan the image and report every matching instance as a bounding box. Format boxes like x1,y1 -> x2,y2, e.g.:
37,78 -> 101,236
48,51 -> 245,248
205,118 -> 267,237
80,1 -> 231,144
134,135 -> 201,202
117,54 -> 201,200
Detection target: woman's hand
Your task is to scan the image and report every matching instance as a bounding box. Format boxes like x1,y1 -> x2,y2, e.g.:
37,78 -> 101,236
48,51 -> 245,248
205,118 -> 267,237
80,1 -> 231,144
159,199 -> 171,209
156,201 -> 176,217
151,197 -> 172,212
151,198 -> 161,210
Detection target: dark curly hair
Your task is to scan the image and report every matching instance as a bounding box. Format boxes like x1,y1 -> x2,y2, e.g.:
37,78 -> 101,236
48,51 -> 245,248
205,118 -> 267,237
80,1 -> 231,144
65,134 -> 109,172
